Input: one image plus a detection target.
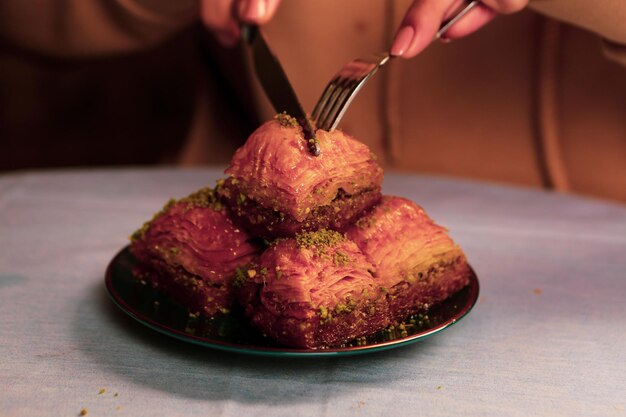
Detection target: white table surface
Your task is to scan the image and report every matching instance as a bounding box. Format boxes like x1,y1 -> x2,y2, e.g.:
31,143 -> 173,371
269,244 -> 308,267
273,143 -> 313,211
1,168 -> 625,417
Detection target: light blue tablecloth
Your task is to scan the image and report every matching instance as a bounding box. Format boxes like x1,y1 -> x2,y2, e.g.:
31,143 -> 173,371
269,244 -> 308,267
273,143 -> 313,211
1,168 -> 625,417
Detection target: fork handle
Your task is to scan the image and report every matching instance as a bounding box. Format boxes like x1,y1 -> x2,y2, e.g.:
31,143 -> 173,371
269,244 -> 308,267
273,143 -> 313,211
435,1 -> 481,40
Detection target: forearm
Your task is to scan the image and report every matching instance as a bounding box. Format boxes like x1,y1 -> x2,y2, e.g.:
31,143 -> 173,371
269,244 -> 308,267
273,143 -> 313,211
0,0 -> 198,58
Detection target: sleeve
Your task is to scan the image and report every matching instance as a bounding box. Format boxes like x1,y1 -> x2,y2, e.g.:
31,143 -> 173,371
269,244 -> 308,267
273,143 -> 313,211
0,0 -> 199,58
529,0 -> 626,67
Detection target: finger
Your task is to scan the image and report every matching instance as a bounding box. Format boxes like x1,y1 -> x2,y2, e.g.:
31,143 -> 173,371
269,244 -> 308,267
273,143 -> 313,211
200,0 -> 240,47
442,0 -> 469,20
440,4 -> 497,40
238,0 -> 282,25
390,0 -> 458,58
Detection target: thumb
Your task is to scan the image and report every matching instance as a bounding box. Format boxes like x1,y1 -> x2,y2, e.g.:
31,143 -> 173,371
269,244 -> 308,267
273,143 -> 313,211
237,0 -> 282,25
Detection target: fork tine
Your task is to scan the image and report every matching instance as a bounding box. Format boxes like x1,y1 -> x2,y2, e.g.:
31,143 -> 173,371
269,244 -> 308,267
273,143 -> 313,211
311,2 -> 475,132
315,77 -> 352,130
317,78 -> 358,130
311,76 -> 339,121
327,71 -> 376,131
312,53 -> 390,131
323,66 -> 380,131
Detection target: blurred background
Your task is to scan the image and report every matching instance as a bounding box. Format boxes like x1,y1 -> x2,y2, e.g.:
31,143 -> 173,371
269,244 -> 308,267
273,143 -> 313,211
1,27 -> 190,170
1,1 -> 624,203
0,24 -> 253,170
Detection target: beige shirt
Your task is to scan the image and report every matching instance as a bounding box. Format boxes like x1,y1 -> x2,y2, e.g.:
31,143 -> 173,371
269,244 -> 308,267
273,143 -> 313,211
1,0 -> 625,201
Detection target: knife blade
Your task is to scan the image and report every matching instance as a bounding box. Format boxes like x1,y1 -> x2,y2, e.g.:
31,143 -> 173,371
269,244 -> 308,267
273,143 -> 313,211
243,24 -> 320,156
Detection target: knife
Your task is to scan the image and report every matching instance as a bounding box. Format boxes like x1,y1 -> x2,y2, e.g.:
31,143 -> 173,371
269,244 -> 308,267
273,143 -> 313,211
242,24 -> 320,156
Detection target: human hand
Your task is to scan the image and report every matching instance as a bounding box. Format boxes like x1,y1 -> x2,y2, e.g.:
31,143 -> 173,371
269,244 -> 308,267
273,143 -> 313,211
200,0 -> 282,47
390,0 -> 529,58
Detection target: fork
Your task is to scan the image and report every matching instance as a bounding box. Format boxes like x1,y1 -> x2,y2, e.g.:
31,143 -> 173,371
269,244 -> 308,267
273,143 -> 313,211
311,0 -> 480,131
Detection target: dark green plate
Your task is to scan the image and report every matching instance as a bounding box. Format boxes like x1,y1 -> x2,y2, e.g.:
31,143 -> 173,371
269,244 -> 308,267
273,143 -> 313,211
105,246 -> 479,357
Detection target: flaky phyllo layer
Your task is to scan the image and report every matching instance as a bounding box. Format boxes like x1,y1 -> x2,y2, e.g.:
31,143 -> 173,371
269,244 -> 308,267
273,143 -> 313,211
236,199 -> 470,348
223,117 -> 382,222
128,115 -> 470,348
346,197 -> 471,319
130,188 -> 260,316
235,230 -> 390,348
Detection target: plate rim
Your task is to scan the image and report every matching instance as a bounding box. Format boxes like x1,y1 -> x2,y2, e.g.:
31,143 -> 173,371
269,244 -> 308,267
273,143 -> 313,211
105,246 -> 480,357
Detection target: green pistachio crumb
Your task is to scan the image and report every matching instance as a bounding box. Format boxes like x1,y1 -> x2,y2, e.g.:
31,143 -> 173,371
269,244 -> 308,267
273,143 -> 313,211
334,299 -> 357,315
130,187 -> 223,242
334,303 -> 348,314
296,229 -> 345,253
333,251 -> 350,266
355,216 -> 375,229
232,267 -> 248,288
274,111 -> 299,128
319,305 -> 333,324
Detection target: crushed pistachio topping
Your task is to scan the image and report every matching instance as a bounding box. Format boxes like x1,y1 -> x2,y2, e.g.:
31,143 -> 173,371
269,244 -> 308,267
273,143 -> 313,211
274,111 -> 299,128
130,198 -> 176,241
334,298 -> 357,315
319,305 -> 332,324
296,229 -> 345,253
410,312 -> 431,327
398,323 -> 408,338
355,336 -> 367,346
130,187 -> 222,242
179,187 -> 223,210
232,267 -> 248,288
355,215 -> 376,229
333,251 -> 350,266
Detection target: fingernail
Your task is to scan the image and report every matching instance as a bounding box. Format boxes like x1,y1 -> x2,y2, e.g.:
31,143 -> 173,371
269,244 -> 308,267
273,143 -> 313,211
390,26 -> 415,57
243,0 -> 267,21
439,35 -> 452,44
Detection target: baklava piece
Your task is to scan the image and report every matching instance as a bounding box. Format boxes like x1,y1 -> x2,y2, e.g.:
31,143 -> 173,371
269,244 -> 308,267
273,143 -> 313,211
219,115 -> 383,238
130,187 -> 260,316
345,196 -> 471,321
236,230 -> 389,348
